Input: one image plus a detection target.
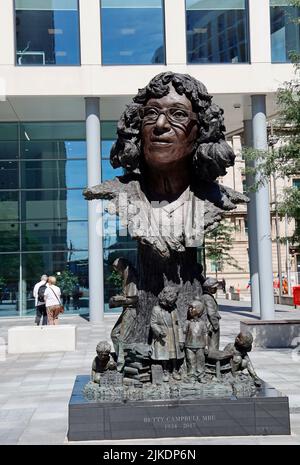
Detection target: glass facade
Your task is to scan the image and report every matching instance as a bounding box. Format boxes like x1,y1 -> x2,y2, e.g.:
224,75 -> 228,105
101,0 -> 166,65
15,0 -> 80,65
270,1 -> 300,63
0,122 -> 88,317
0,121 -> 138,318
101,122 -> 137,313
186,0 -> 250,64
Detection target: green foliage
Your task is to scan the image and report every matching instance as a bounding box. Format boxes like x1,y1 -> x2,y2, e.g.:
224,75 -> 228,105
107,270 -> 122,292
205,220 -> 243,278
56,270 -> 78,295
0,277 -> 5,288
278,187 -> 300,243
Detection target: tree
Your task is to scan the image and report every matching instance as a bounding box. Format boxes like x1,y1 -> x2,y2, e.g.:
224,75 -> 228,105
244,0 -> 300,244
205,219 -> 243,281
56,270 -> 78,296
107,270 -> 123,293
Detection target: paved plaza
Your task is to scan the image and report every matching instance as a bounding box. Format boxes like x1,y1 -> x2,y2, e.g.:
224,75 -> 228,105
0,299 -> 300,445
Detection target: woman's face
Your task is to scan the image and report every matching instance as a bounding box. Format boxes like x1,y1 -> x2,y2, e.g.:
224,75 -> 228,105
141,84 -> 199,171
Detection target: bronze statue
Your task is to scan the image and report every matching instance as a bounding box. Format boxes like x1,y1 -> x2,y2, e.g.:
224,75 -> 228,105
202,277 -> 221,350
150,286 -> 184,382
81,73 -> 268,403
91,341 -> 117,384
84,72 -> 247,347
109,258 -> 138,370
184,298 -> 209,381
224,332 -> 262,387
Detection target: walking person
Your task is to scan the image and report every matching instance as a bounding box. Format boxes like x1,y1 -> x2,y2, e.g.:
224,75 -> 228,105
33,274 -> 48,326
44,276 -> 63,325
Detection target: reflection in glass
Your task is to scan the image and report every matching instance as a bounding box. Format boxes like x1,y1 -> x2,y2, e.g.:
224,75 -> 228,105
0,223 -> 19,252
20,159 -> 86,189
186,0 -> 249,64
0,192 -> 19,220
103,245 -> 137,312
101,0 -> 165,65
102,140 -> 123,181
0,142 -> 19,160
0,253 -> 19,317
15,0 -> 80,65
0,161 -> 19,189
21,122 -> 85,142
103,206 -> 137,312
0,123 -> 19,142
22,221 -> 88,251
21,140 -> 86,160
21,189 -> 87,221
270,1 -> 300,62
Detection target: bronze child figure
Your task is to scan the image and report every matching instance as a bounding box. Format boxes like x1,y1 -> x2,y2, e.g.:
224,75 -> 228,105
224,332 -> 262,387
150,286 -> 185,382
185,298 -> 209,381
91,341 -> 117,384
109,257 -> 138,370
202,277 -> 221,350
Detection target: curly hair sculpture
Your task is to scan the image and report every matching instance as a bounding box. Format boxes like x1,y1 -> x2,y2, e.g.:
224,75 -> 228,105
110,72 -> 235,182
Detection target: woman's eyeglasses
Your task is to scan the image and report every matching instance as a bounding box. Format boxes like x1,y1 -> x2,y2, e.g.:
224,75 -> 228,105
139,106 -> 198,126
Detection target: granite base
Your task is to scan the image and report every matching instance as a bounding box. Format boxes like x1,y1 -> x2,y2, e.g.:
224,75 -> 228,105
68,376 -> 290,441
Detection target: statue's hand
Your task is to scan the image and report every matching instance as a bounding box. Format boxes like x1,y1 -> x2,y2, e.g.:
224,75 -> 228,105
112,295 -> 124,301
109,295 -> 126,308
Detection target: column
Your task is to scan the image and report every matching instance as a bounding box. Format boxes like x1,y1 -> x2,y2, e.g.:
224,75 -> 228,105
244,120 -> 260,314
0,0 -> 15,66
79,0 -> 101,65
85,98 -> 104,323
248,0 -> 271,64
251,95 -> 275,320
164,0 -> 186,66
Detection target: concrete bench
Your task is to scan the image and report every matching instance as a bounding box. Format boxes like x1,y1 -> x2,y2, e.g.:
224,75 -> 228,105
8,325 -> 77,354
240,319 -> 300,348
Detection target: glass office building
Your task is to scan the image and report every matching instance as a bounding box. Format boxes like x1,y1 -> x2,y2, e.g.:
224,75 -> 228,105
0,0 -> 298,320
0,121 -> 136,317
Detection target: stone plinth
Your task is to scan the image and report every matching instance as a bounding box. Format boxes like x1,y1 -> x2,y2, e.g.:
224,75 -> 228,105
8,325 -> 76,354
240,319 -> 300,348
68,376 -> 290,441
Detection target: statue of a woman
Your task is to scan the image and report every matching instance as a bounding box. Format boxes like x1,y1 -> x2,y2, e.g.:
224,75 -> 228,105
84,72 -> 246,344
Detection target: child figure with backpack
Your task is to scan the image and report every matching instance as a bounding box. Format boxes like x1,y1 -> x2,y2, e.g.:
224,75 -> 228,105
33,274 -> 48,326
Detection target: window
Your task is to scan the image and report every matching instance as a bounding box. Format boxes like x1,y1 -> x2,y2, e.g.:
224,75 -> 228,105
0,122 -> 88,317
186,0 -> 250,64
270,1 -> 300,63
101,121 -> 137,312
15,0 -> 80,65
101,0 -> 166,65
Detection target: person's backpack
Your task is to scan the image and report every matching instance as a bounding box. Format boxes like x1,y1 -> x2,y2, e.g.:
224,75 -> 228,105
37,284 -> 47,303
